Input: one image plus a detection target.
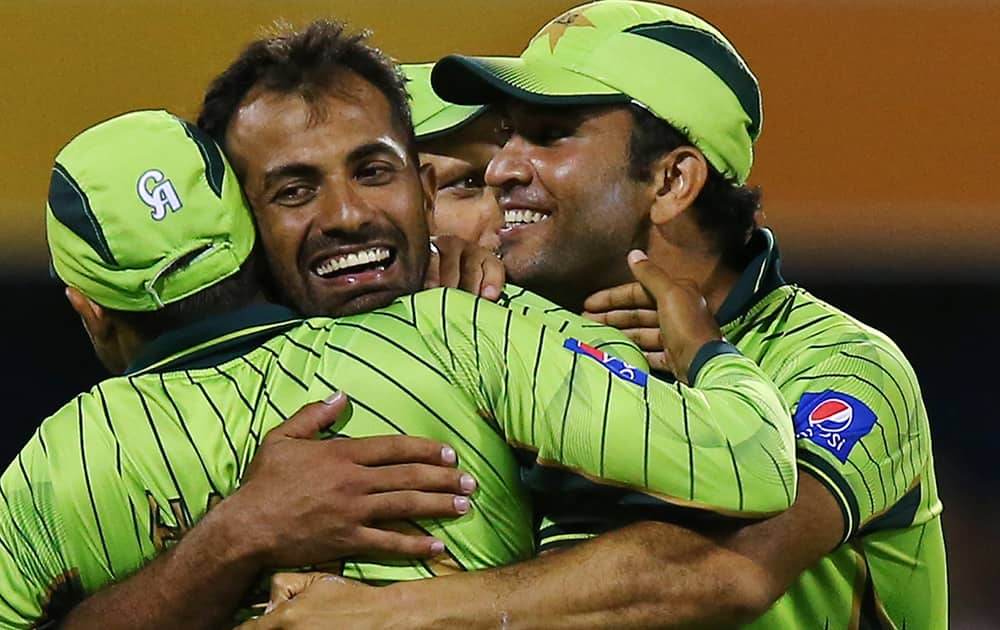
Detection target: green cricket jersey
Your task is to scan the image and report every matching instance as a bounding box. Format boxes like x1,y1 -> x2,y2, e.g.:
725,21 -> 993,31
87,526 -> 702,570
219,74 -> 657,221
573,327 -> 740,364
0,286 -> 795,628
732,231 -> 947,629
539,229 -> 946,629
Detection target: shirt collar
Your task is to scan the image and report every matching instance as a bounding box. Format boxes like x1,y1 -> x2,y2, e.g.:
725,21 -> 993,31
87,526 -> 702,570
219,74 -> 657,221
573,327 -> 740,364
125,303 -> 302,376
715,227 -> 787,327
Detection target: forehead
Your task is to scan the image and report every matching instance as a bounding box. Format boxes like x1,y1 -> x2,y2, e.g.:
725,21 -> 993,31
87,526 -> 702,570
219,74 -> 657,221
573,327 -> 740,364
226,72 -> 407,175
419,113 -> 503,166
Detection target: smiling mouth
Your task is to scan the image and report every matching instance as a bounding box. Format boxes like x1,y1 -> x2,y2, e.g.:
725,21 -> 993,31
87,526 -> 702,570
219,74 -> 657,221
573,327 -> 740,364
503,210 -> 550,229
312,246 -> 395,279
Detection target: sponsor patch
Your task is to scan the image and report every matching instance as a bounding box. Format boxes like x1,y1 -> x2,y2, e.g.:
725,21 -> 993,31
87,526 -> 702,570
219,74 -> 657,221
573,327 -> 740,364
563,338 -> 648,386
793,390 -> 877,462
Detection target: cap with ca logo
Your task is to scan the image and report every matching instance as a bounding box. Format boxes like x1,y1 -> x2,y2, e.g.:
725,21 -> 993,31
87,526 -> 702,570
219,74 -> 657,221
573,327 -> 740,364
137,169 -> 183,221
46,110 -> 256,311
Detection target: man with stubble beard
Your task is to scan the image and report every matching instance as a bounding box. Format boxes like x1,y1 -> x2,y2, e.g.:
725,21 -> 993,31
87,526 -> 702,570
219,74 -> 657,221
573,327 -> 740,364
249,2 -> 946,629
13,18 -> 799,630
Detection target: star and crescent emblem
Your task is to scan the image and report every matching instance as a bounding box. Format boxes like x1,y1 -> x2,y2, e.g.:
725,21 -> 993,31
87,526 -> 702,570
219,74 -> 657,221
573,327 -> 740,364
535,11 -> 596,51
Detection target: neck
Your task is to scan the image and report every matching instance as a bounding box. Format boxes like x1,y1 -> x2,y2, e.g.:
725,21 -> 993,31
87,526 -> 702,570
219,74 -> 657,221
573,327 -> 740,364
107,289 -> 272,374
646,226 -> 741,317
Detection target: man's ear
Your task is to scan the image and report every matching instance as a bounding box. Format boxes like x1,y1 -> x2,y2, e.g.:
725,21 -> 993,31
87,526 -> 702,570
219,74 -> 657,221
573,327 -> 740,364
648,147 -> 709,226
65,287 -> 113,344
418,160 -> 437,228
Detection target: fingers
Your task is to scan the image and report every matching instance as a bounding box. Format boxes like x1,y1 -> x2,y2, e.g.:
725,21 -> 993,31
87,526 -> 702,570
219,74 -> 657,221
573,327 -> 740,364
584,309 -> 659,330
269,572 -> 330,611
423,242 -> 441,289
616,328 -> 664,352
361,463 -> 477,495
425,235 -> 503,299
351,525 -> 447,558
366,490 -> 473,521
478,253 -> 504,301
458,245 -> 487,296
431,235 -> 463,288
342,435 -> 459,467
583,282 -> 655,314
626,249 -> 674,299
267,392 -> 348,441
643,351 -> 673,373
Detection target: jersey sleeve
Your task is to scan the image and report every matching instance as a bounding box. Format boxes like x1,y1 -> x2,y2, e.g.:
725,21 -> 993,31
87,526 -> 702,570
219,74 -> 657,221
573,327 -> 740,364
778,336 -> 928,543
0,395 -> 154,628
413,288 -> 797,519
0,425 -> 81,628
499,284 -> 647,368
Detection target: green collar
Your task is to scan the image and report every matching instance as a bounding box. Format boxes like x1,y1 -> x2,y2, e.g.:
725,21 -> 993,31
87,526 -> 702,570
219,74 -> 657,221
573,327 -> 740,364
715,228 -> 787,327
125,303 -> 302,376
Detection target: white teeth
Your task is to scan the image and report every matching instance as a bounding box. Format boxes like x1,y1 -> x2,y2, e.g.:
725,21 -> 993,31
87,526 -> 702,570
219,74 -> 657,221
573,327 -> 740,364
315,247 -> 391,276
504,210 -> 548,226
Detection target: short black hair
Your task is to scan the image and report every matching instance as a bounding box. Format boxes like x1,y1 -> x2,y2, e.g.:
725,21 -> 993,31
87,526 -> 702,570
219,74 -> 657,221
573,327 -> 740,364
197,20 -> 415,157
628,104 -> 761,269
111,249 -> 265,341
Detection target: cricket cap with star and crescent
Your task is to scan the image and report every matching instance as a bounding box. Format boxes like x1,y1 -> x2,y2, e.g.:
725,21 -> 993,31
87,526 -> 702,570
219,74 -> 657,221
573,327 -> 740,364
431,0 -> 762,184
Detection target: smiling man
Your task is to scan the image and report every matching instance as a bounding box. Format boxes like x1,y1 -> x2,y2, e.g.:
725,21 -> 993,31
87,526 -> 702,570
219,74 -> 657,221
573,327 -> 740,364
1,20 -> 801,630
228,73 -> 431,317
247,2 -> 945,628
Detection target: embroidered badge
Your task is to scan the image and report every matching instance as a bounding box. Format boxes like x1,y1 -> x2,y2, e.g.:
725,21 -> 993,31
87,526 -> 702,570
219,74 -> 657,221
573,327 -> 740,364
563,338 -> 648,387
793,390 -> 877,463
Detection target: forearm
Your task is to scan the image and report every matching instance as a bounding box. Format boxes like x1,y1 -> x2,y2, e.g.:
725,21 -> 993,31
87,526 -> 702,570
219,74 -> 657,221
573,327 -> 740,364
381,521 -> 772,630
674,351 -> 798,513
63,498 -> 260,630
510,354 -> 796,521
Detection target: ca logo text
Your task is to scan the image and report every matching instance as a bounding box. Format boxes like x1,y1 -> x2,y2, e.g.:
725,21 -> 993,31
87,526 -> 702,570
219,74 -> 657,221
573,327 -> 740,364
137,169 -> 183,221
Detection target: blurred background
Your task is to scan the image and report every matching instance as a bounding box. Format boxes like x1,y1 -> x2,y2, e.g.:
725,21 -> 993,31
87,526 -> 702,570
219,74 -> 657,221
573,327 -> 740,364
2,0 -> 997,626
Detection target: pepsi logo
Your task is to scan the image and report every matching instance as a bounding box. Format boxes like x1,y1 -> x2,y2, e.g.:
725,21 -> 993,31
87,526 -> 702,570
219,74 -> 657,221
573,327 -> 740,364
808,399 -> 853,433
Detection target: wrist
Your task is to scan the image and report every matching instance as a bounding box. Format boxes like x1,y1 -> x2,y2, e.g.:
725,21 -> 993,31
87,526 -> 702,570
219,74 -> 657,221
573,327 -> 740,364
193,491 -> 270,571
381,579 -> 474,630
686,339 -> 740,385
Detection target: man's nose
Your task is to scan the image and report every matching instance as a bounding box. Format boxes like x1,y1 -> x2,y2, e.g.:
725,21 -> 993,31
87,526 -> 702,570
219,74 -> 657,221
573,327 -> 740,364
314,181 -> 371,234
485,137 -> 533,192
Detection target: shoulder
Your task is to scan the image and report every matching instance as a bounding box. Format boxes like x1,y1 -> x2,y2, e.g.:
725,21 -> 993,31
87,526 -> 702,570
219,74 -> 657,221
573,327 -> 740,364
20,378 -> 144,483
406,287 -> 501,325
739,285 -> 917,386
785,287 -> 914,376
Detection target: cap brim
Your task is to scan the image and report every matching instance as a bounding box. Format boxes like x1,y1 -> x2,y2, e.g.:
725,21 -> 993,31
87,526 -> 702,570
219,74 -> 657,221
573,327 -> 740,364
432,54 -> 630,108
415,103 -> 488,142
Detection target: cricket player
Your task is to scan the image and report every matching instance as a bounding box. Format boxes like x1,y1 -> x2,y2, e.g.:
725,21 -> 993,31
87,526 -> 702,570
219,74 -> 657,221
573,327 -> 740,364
0,23 -> 796,629
404,62 -> 504,251
249,3 -> 946,628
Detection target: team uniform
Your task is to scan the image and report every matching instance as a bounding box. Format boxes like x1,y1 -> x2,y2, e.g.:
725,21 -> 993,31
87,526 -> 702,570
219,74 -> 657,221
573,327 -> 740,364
734,231 -> 947,629
539,229 -> 946,629
0,286 -> 796,628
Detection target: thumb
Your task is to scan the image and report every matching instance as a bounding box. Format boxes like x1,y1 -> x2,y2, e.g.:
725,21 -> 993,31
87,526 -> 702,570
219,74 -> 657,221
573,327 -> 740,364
626,250 -> 672,298
424,240 -> 441,288
275,391 -> 348,439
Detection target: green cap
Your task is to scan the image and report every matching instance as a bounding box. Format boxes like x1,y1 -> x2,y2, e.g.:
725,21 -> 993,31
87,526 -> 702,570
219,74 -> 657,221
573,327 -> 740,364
403,62 -> 487,141
432,0 -> 762,183
46,110 -> 256,311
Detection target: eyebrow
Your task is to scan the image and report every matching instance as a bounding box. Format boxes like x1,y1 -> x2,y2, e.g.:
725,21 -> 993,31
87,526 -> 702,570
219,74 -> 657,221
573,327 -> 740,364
262,163 -> 321,191
348,140 -> 408,164
260,140 -> 410,190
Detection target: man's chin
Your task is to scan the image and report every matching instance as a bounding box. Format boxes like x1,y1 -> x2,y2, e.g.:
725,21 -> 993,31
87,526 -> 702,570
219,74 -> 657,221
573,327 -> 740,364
307,287 -> 410,319
498,247 -> 545,287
